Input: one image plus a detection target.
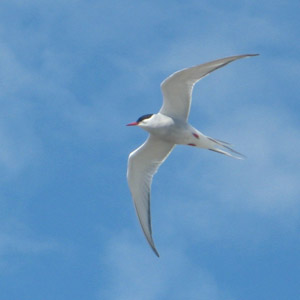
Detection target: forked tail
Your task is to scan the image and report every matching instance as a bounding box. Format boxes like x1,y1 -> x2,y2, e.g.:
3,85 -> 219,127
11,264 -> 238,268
207,137 -> 245,159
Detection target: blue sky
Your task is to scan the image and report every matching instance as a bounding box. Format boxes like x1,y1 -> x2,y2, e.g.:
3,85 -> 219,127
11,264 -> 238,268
0,0 -> 299,299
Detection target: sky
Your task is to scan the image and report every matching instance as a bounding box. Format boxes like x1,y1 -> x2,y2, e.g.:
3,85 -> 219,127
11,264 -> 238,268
0,0 -> 299,299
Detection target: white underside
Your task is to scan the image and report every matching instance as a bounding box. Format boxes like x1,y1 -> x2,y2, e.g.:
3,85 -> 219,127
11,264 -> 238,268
127,54 -> 257,256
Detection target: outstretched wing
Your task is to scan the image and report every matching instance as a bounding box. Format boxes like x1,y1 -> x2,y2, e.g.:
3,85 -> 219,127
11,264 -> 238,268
160,54 -> 258,120
127,135 -> 174,257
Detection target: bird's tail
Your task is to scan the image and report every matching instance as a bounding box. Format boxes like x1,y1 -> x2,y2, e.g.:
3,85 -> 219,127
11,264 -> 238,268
207,137 -> 245,159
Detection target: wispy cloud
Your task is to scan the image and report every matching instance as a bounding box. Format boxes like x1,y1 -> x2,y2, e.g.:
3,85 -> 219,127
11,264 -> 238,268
0,217 -> 60,274
99,230 -> 233,300
149,101 -> 300,253
0,0 -> 299,299
0,43 -> 42,178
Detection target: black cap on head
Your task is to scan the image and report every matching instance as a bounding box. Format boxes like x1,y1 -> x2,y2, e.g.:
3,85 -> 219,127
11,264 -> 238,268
136,114 -> 153,123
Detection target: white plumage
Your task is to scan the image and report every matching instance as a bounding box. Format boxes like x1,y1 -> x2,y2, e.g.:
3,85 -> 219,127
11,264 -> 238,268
127,54 -> 258,256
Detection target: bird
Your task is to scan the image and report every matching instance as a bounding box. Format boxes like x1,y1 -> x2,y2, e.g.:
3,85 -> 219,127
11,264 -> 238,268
126,54 -> 258,257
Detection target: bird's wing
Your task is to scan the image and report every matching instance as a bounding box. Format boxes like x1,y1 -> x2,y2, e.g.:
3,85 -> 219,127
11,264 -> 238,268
127,135 -> 175,257
160,54 -> 258,120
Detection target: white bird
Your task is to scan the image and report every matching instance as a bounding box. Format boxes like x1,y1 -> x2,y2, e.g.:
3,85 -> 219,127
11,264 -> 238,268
127,54 -> 258,257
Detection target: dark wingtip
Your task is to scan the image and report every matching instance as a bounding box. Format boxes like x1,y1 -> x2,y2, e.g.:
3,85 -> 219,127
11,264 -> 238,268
148,238 -> 160,257
152,246 -> 160,257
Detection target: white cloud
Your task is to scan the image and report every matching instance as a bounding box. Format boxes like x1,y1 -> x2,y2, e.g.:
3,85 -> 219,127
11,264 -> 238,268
0,43 -> 42,178
116,38 -> 300,266
99,230 -> 233,300
0,218 -> 60,274
149,100 -> 300,253
0,1 -> 299,298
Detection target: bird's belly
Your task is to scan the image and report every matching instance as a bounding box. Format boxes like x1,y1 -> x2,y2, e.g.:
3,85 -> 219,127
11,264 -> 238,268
150,125 -> 196,145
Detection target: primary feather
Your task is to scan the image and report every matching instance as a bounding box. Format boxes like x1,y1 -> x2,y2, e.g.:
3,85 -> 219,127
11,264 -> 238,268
127,54 -> 258,256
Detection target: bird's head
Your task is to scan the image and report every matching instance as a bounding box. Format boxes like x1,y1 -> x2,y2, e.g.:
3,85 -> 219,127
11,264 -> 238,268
126,114 -> 154,128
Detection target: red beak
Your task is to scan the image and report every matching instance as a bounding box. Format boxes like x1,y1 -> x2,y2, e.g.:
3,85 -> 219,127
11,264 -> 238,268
126,122 -> 138,126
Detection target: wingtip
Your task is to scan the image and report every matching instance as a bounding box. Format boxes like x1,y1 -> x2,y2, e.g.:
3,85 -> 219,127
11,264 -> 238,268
234,153 -> 247,160
148,238 -> 160,257
152,246 -> 160,257
140,223 -> 160,257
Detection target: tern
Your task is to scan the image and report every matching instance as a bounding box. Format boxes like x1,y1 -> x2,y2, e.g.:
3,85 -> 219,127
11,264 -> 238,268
127,54 -> 258,257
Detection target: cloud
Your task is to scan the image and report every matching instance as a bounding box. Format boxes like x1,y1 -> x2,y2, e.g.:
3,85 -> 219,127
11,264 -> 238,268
0,3 -> 83,273
0,43 -> 43,178
149,100 -> 300,253
99,230 -> 233,300
118,47 -> 300,254
0,217 -> 60,274
106,12 -> 300,298
0,1 -> 299,299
